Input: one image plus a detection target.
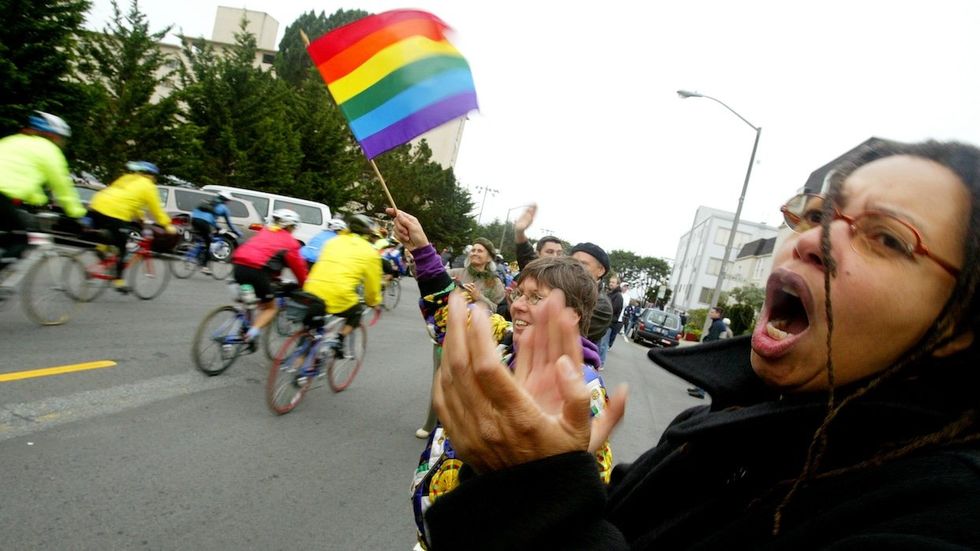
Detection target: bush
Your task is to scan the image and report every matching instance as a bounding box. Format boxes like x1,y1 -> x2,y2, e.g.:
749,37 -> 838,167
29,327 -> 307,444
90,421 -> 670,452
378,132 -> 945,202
727,303 -> 756,335
686,308 -> 707,332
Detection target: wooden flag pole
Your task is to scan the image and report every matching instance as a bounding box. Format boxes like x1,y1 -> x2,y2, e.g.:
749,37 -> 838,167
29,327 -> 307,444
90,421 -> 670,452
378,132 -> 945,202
300,29 -> 399,212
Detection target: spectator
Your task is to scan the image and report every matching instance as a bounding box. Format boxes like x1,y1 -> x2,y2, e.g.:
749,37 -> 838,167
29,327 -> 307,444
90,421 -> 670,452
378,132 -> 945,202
420,139 -> 980,549
605,276 -> 626,354
701,306 -> 726,342
570,242 -> 613,348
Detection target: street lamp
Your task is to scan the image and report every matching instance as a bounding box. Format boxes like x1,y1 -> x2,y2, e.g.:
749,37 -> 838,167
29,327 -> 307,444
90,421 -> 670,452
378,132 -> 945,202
474,185 -> 499,224
677,89 -> 762,336
499,204 -> 534,251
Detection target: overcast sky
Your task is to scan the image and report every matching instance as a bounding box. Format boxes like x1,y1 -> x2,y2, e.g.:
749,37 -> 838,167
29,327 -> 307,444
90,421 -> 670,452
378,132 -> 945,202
86,0 -> 980,260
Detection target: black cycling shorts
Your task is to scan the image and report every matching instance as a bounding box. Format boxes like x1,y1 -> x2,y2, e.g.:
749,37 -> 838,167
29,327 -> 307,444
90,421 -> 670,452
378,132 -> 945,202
233,264 -> 275,303
334,303 -> 363,327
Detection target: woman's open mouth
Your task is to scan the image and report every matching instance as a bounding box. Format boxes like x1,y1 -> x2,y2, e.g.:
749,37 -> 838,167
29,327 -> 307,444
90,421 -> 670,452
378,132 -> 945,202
752,269 -> 813,359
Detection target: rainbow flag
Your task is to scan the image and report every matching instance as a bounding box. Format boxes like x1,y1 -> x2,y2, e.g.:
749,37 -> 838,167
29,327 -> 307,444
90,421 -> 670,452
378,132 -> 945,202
306,9 -> 478,159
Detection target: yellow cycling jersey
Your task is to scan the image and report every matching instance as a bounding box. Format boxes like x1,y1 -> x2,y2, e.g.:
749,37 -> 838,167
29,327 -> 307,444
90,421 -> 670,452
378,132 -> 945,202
304,233 -> 382,313
89,173 -> 170,225
0,134 -> 85,217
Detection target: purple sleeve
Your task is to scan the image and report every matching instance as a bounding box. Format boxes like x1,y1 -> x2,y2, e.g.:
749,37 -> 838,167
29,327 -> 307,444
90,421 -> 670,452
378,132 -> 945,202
412,244 -> 447,281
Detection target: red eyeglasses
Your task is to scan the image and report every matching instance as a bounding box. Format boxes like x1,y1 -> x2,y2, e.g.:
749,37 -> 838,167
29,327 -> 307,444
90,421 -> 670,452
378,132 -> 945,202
780,193 -> 960,278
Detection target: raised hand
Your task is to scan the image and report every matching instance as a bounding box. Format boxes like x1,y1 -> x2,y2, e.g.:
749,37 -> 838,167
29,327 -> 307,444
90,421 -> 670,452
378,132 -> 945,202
513,204 -> 538,237
385,208 -> 429,250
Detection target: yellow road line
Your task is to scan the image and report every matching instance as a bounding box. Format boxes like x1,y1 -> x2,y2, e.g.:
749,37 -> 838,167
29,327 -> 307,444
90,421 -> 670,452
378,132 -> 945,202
0,361 -> 117,382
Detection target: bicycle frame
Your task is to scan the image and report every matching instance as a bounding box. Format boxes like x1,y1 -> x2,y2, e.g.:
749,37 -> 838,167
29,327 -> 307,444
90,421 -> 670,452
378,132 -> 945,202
83,232 -> 157,281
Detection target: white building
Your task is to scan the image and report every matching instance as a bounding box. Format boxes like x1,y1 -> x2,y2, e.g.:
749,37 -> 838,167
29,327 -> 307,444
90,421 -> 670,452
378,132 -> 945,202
668,206 -> 778,312
152,7 -> 278,102
731,236 -> 776,290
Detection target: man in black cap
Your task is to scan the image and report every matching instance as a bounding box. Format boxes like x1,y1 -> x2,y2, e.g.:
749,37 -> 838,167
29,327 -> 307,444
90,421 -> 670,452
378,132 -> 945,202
570,242 -> 613,351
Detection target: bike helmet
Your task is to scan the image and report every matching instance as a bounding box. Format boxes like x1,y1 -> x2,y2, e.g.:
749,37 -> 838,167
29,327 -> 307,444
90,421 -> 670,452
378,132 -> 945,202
27,111 -> 72,138
215,190 -> 234,202
125,160 -> 160,175
326,218 -> 347,232
271,208 -> 301,229
346,214 -> 379,237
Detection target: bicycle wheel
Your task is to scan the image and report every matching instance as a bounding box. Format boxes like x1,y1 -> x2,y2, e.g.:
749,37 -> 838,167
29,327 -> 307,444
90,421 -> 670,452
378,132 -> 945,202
382,279 -> 401,311
192,305 -> 245,376
328,325 -> 366,392
267,331 -> 315,414
208,259 -> 233,280
169,243 -> 198,279
128,254 -> 171,300
263,306 -> 300,361
21,253 -> 82,326
62,250 -> 108,302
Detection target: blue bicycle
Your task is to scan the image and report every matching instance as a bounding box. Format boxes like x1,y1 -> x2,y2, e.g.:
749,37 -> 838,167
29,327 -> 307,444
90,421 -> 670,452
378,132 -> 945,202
169,228 -> 237,280
191,282 -> 296,375
265,294 -> 377,414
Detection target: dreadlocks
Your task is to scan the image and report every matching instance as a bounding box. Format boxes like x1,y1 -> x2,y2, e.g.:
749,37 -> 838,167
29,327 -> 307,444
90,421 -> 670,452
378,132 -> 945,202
772,140 -> 980,535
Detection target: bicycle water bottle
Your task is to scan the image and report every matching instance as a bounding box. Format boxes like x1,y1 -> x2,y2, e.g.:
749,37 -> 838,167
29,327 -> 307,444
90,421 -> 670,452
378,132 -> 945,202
240,283 -> 257,305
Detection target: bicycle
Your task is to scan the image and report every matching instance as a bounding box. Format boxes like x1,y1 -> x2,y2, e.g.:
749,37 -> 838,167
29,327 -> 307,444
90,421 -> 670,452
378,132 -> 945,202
169,231 -> 234,280
266,294 -> 378,415
1,212 -> 86,325
64,226 -> 172,301
191,281 -> 296,375
381,276 -> 401,311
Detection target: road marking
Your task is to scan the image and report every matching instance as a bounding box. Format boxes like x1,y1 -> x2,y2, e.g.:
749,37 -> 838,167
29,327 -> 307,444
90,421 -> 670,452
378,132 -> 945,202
0,361 -> 117,383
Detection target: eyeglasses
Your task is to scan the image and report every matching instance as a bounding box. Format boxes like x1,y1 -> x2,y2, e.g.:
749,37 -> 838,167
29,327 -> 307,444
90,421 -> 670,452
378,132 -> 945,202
780,193 -> 960,278
509,287 -> 546,305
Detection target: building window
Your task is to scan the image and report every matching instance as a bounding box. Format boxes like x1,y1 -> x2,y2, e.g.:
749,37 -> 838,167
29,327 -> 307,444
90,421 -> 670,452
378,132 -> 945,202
714,227 -> 751,249
698,286 -> 715,304
262,53 -> 275,65
706,257 -> 724,276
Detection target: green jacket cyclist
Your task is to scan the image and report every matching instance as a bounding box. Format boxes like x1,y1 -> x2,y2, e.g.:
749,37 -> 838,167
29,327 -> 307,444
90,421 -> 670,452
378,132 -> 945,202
0,111 -> 85,260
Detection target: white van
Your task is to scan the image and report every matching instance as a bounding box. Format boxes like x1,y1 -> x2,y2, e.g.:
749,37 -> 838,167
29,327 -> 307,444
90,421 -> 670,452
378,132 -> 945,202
200,185 -> 332,245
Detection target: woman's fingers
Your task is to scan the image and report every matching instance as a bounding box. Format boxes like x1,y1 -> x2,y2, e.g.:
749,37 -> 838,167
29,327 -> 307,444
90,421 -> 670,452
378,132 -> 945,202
545,290 -> 566,367
555,354 -> 593,448
513,325 -> 535,385
588,383 -> 629,453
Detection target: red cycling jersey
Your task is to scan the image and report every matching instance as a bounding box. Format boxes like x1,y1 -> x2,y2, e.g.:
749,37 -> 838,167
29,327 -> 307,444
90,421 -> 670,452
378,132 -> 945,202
231,226 -> 308,285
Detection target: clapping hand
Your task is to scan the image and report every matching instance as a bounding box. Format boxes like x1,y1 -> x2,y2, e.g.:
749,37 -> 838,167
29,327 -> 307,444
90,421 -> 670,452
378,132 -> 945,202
433,289 -> 627,473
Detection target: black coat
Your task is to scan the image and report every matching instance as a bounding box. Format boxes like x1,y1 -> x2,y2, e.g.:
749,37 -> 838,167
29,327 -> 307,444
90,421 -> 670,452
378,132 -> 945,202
424,337 -> 980,550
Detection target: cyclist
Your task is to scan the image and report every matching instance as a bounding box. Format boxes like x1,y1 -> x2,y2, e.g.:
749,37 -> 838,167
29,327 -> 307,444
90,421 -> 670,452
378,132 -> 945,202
304,214 -> 382,358
190,190 -> 241,274
87,160 -> 176,293
299,218 -> 346,267
0,111 -> 85,262
231,209 -> 308,349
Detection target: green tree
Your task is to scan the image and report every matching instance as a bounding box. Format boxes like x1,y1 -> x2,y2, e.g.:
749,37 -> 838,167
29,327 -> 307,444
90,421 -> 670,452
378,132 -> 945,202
275,8 -> 369,87
367,141 -> 476,249
284,71 -> 364,210
609,250 -> 671,289
72,0 -> 186,179
729,284 -> 765,312
180,19 -> 301,189
474,218 -> 516,261
727,303 -> 755,335
0,0 -> 90,135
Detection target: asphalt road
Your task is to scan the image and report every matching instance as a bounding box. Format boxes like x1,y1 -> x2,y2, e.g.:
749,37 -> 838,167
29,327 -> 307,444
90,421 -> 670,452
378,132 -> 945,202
0,269 -> 703,550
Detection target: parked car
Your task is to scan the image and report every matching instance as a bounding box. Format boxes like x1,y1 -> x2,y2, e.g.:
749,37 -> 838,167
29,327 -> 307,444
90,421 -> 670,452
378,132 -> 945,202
157,185 -> 264,239
71,172 -> 106,206
152,185 -> 264,260
631,308 -> 683,347
200,184 -> 331,245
